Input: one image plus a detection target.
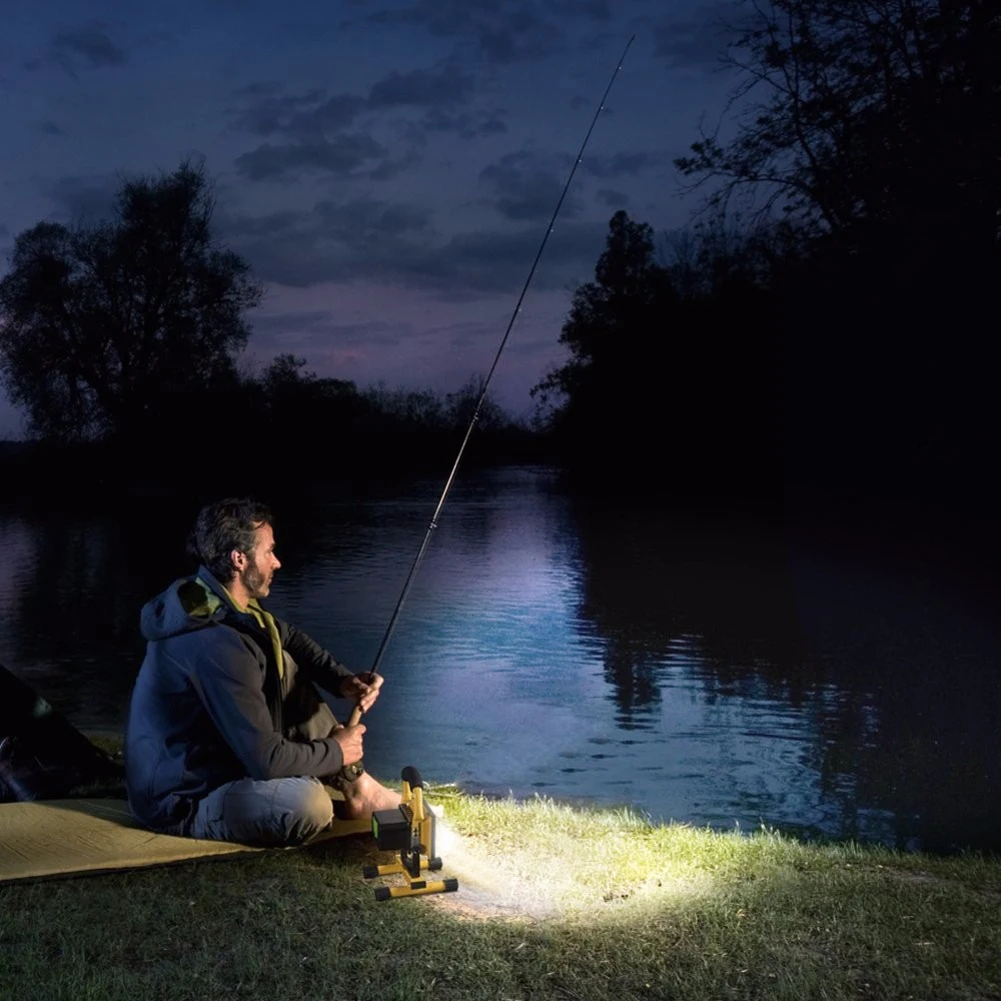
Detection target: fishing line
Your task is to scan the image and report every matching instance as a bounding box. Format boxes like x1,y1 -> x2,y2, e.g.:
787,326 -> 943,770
349,35 -> 635,727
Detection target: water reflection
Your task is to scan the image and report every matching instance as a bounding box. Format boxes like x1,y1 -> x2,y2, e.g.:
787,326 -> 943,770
567,491 -> 1000,852
570,501 -> 809,727
0,469 -> 998,854
0,511 -> 154,724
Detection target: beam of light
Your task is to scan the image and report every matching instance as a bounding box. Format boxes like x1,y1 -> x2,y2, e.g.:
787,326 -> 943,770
417,801 -> 716,921
427,813 -> 559,919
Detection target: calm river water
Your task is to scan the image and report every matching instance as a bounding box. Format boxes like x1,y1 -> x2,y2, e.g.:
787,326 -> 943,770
1,466 -> 998,854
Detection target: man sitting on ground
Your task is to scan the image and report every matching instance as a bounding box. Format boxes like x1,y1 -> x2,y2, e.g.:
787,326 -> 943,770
125,498 -> 400,846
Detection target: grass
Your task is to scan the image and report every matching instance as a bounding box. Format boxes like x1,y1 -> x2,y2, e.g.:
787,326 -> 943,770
2,783 -> 1000,1001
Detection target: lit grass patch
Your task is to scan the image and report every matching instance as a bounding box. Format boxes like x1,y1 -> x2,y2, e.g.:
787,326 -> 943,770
1,786 -> 1000,1001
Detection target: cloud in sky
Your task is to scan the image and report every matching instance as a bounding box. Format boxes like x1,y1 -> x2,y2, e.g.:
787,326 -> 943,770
0,0 -> 739,437
480,150 -> 585,222
581,150 -> 663,180
597,188 -> 629,207
654,2 -> 746,70
230,88 -> 365,139
226,64 -> 479,182
360,0 -> 573,64
421,108 -> 508,140
234,134 -> 393,182
220,194 -> 603,297
42,174 -> 123,223
368,65 -> 477,107
46,20 -> 129,74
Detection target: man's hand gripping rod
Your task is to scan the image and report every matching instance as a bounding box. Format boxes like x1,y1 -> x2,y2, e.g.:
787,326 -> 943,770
347,35 -> 635,729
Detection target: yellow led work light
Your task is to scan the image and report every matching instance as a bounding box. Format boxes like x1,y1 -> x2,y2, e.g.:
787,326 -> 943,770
363,766 -> 458,901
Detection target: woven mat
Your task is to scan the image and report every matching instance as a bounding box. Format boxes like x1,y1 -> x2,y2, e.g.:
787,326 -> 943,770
0,798 -> 370,884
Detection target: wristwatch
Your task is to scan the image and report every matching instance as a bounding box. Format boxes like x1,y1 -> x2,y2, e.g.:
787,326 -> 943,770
339,760 -> 366,783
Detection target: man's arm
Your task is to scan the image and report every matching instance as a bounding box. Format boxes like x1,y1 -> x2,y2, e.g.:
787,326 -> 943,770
279,620 -> 384,712
187,629 -> 350,779
280,621 -> 355,694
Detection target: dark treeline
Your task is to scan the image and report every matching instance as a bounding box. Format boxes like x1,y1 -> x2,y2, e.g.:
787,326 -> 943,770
0,364 -> 543,503
0,163 -> 542,503
533,0 -> 999,525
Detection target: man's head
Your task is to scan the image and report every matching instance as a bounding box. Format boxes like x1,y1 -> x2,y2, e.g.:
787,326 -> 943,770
186,498 -> 281,599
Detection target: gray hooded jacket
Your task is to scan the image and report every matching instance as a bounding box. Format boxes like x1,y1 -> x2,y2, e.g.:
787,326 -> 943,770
125,567 -> 355,833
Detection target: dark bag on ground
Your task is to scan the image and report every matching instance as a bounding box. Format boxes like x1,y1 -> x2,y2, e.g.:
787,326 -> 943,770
0,663 -> 121,803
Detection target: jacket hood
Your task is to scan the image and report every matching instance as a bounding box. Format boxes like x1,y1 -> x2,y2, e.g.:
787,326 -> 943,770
139,568 -> 231,642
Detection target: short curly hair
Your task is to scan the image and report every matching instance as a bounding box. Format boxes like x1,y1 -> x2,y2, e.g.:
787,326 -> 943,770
186,498 -> 273,582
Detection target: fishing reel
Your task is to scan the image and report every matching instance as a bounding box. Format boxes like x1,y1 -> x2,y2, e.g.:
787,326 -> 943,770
363,765 -> 458,901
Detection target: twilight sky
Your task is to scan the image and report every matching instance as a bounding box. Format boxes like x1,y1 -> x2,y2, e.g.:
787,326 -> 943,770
0,0 -> 740,438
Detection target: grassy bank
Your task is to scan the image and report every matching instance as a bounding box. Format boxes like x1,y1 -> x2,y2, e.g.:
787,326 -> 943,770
1,788 -> 999,1001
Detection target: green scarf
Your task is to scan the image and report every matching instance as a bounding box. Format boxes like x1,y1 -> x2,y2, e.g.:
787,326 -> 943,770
193,576 -> 285,681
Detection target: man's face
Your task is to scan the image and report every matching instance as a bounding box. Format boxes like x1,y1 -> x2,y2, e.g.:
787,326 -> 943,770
240,522 -> 281,599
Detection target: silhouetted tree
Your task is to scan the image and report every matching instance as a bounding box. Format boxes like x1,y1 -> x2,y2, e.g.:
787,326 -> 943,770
672,0 -> 1000,506
251,352 -> 378,472
0,162 -> 262,440
532,210 -> 674,431
445,374 -> 508,434
675,0 -> 1000,265
260,353 -> 360,418
532,210 -> 779,498
261,353 -> 315,399
363,385 -> 445,429
665,211 -> 802,299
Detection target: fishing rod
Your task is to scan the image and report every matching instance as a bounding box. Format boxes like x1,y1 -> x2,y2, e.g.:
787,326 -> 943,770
348,35 -> 635,728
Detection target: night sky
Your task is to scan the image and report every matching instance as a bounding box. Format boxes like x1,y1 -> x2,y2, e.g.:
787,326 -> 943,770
0,0 -> 737,438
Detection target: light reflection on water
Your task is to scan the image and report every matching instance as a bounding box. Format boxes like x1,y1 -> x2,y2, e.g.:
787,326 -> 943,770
1,466 -> 998,854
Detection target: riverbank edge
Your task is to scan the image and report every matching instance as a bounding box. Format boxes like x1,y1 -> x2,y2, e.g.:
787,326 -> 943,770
1,784 -> 999,1001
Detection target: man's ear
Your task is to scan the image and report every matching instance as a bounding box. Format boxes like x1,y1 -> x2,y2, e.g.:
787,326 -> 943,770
230,548 -> 247,572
